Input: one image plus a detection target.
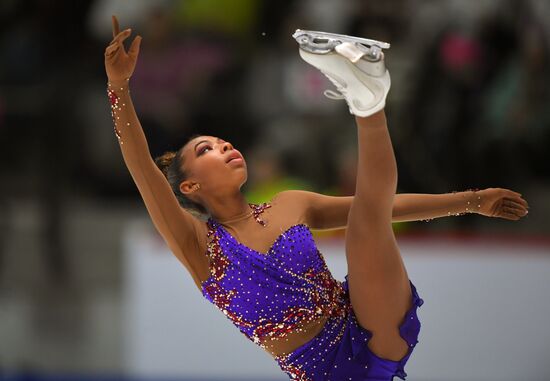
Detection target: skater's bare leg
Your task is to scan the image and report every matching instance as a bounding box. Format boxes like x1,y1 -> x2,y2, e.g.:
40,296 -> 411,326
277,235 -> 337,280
345,109 -> 413,362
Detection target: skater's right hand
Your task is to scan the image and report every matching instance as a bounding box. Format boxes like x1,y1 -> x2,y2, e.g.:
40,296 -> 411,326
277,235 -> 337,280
104,15 -> 142,83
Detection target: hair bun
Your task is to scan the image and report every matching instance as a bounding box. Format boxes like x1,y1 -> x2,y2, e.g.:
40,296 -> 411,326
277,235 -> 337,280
154,151 -> 177,177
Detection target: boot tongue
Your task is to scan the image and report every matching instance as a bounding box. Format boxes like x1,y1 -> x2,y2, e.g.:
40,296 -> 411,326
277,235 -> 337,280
334,42 -> 387,78
334,42 -> 368,62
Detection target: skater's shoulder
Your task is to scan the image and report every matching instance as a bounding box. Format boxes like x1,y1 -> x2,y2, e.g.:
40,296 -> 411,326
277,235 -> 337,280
274,189 -> 344,203
272,189 -> 315,205
269,189 -> 318,226
262,189 -> 311,226
273,189 -> 353,230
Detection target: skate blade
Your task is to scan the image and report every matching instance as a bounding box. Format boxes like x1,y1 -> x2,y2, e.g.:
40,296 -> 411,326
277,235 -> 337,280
292,29 -> 390,55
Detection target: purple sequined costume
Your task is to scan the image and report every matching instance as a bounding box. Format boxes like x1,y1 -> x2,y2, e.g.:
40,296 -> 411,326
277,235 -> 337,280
201,203 -> 424,380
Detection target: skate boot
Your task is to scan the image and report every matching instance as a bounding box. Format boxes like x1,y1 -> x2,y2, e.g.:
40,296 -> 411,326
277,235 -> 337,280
292,29 -> 391,117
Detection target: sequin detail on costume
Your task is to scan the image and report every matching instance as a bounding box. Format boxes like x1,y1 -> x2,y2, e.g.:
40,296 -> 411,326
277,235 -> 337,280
249,202 -> 271,226
275,311 -> 349,381
274,277 -> 424,381
200,201 -> 425,380
107,79 -> 129,144
200,202 -> 349,349
276,360 -> 313,381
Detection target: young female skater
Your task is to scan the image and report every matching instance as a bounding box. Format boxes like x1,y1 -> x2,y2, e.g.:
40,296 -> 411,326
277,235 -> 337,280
104,15 -> 529,381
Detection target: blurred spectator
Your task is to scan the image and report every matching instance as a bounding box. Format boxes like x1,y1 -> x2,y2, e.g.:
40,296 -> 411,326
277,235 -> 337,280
243,144 -> 312,204
476,8 -> 550,185
405,24 -> 486,194
129,6 -> 234,157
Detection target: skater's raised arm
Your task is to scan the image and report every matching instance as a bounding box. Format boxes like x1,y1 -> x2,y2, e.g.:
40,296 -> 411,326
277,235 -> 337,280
104,15 -> 147,170
104,16 -> 202,273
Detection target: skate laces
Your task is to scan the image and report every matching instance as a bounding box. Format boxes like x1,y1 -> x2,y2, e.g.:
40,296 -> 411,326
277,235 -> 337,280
323,89 -> 345,100
321,71 -> 346,100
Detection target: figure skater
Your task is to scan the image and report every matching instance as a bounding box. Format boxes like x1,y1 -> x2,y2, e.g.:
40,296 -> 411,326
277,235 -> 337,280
104,15 -> 529,381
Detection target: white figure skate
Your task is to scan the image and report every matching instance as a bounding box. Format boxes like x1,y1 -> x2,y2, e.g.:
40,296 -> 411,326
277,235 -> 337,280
292,29 -> 391,117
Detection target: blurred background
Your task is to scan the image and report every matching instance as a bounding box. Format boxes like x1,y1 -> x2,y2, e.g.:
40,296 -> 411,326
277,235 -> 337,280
1,0 -> 549,380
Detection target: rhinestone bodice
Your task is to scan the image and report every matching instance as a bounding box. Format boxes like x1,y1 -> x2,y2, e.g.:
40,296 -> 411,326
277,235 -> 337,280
200,204 -> 349,349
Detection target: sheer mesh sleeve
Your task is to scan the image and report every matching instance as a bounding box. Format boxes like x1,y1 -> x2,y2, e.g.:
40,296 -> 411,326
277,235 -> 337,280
106,78 -> 153,169
106,77 -> 207,287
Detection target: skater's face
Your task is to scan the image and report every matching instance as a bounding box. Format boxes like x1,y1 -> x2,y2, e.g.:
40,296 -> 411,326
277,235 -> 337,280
178,135 -> 247,200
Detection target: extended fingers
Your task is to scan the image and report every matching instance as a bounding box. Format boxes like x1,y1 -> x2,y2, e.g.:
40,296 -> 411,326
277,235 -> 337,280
502,189 -> 529,207
127,35 -> 142,58
502,206 -> 525,216
490,188 -> 529,221
501,211 -> 520,220
105,43 -> 120,57
516,196 -> 529,209
112,15 -> 120,38
499,198 -> 528,219
503,197 -> 529,214
109,28 -> 132,47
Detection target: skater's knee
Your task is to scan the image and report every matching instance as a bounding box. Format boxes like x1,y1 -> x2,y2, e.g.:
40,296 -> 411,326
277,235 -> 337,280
350,192 -> 393,222
348,203 -> 393,234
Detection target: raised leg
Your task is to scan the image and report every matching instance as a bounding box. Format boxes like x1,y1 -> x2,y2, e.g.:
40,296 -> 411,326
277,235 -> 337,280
291,29 -> 413,361
344,109 -> 413,362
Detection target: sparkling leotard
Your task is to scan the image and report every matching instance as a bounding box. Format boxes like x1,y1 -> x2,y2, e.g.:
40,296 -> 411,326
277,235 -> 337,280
200,202 -> 424,380
201,202 -> 350,348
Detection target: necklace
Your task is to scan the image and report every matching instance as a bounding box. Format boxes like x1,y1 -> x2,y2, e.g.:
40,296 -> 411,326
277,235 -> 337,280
216,202 -> 271,226
218,209 -> 254,225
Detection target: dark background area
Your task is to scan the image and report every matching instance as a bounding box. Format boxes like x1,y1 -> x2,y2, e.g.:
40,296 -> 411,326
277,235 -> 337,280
0,0 -> 549,378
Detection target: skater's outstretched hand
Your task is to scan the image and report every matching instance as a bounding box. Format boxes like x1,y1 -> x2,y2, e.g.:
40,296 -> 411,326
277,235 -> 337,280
477,188 -> 529,220
104,15 -> 142,82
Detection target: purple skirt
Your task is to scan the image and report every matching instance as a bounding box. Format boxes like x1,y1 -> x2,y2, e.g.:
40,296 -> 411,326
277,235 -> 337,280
275,276 -> 424,380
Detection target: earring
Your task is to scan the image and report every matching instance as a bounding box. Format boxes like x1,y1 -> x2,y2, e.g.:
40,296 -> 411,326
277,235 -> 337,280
193,184 -> 201,191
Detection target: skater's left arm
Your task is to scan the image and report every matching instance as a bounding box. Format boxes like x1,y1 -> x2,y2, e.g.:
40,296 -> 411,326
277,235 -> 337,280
280,188 -> 529,230
391,188 -> 529,222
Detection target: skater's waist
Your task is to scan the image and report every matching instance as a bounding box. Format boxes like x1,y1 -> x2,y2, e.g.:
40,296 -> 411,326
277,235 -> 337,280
261,314 -> 332,358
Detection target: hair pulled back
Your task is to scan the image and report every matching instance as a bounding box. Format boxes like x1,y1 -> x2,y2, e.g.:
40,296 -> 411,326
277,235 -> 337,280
154,134 -> 210,221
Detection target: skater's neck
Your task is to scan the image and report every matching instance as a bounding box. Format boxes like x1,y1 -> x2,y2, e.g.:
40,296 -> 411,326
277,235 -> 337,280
205,191 -> 252,225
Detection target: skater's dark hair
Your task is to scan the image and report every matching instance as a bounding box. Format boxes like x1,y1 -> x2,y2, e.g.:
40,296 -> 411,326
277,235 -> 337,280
154,133 -> 210,221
